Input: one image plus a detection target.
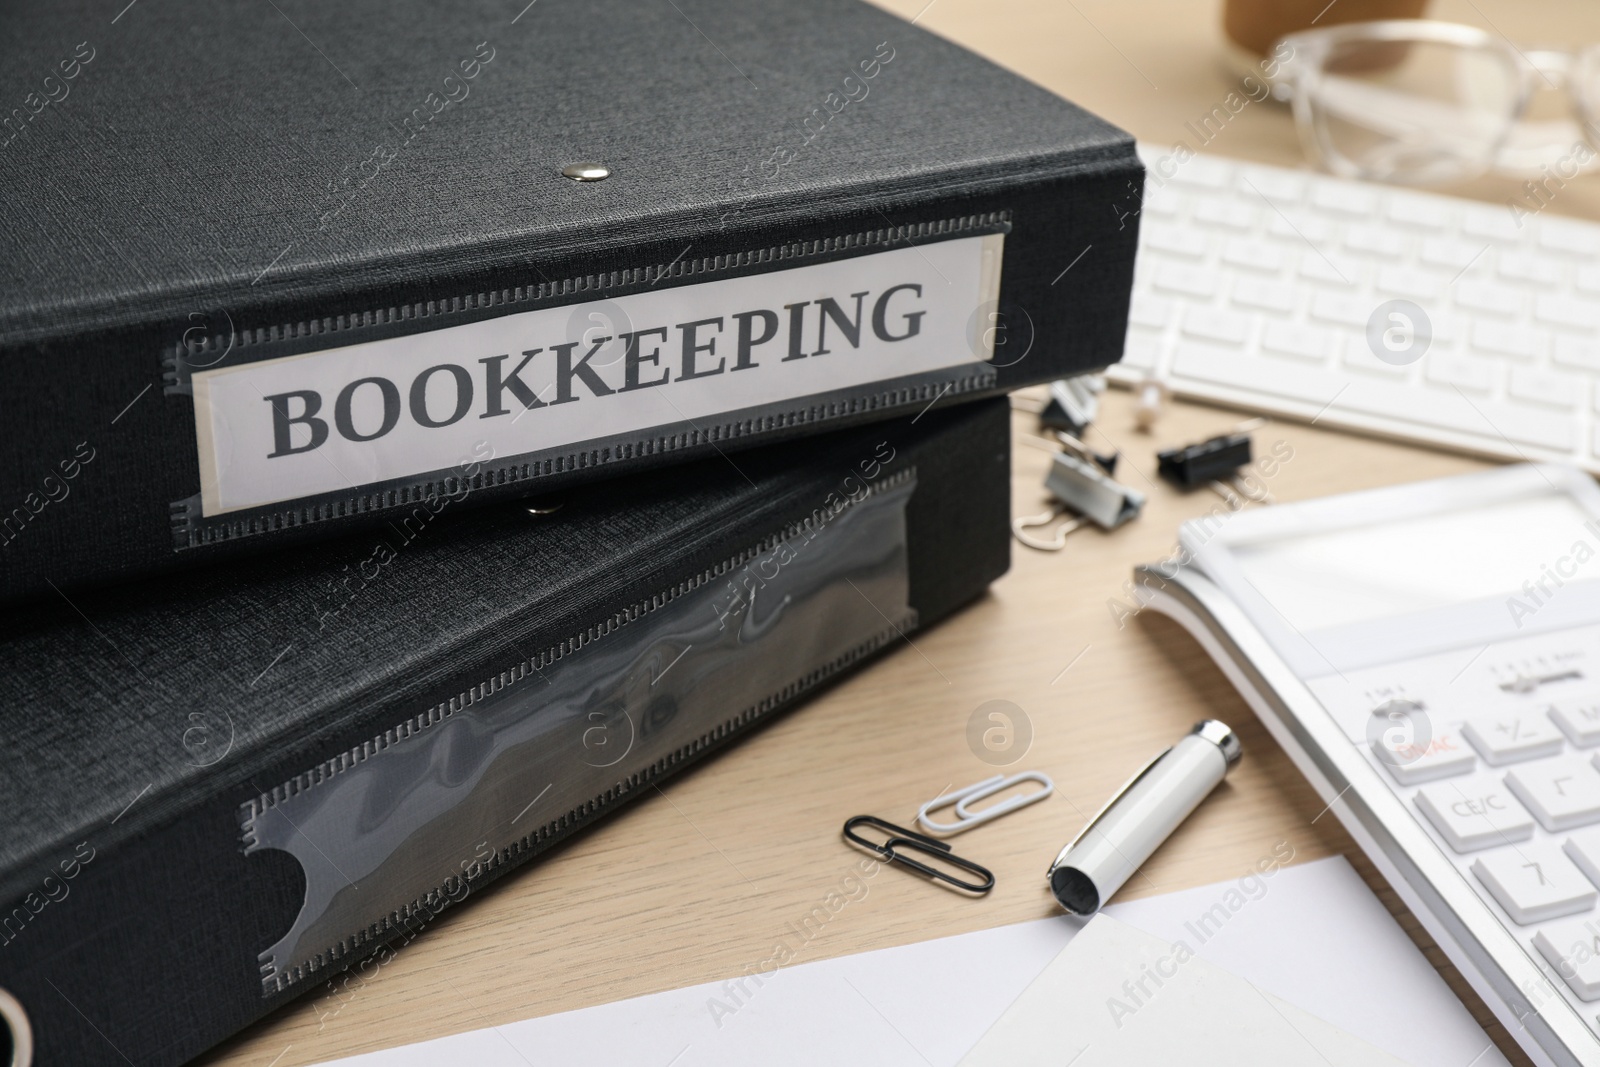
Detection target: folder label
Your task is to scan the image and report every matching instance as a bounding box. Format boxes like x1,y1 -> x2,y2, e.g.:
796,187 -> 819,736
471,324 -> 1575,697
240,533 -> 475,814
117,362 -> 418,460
191,233 -> 1003,517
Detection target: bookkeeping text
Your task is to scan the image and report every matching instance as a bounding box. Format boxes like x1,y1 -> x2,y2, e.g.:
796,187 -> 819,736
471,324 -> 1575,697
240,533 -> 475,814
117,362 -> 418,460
261,283 -> 928,458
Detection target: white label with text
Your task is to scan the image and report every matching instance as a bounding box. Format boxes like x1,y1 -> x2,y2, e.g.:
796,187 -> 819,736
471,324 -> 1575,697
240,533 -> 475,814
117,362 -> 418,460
191,233 -> 1003,515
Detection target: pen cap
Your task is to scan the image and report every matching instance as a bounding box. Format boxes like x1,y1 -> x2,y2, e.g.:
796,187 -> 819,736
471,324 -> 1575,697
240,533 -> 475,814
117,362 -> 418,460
1047,720 -> 1239,914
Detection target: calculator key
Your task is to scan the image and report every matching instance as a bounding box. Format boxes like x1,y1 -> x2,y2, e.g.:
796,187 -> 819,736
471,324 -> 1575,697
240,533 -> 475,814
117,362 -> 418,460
1506,758 -> 1600,831
1563,828 -> 1600,888
1463,713 -> 1565,765
1552,700 -> 1600,747
1473,844 -> 1598,924
1371,728 -> 1476,785
1415,780 -> 1534,851
1533,916 -> 1600,1001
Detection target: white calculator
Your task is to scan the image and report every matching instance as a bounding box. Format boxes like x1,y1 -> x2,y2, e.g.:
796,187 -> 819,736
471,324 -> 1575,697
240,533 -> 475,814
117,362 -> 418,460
1139,463 -> 1600,1067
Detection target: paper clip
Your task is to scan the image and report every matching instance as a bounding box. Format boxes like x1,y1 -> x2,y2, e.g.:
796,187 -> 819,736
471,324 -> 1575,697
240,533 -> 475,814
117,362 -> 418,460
842,815 -> 995,894
916,772 -> 1055,836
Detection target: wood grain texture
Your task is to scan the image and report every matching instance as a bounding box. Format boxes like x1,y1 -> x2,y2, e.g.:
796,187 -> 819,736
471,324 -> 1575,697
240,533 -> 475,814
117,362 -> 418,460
204,1 -> 1600,1063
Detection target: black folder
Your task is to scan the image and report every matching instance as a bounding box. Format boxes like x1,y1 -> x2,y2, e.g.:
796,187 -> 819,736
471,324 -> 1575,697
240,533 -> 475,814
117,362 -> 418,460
0,0 -> 1138,603
0,398 -> 1011,1067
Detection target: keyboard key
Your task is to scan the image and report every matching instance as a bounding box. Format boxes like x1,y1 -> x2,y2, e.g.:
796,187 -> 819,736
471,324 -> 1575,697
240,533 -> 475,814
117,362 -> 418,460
1473,844 -> 1598,924
1510,366 -> 1585,412
1122,330 -> 1162,370
1425,352 -> 1500,395
1145,225 -> 1209,259
1268,211 -> 1336,246
1241,168 -> 1304,202
1343,334 -> 1409,377
1464,712 -> 1566,765
1552,700 -> 1600,746
1578,265 -> 1600,296
1421,237 -> 1486,272
1415,780 -> 1534,851
1143,185 -> 1184,217
1370,725 -> 1476,785
1221,238 -> 1284,272
1463,211 -> 1522,243
1151,262 -> 1218,298
1310,290 -> 1371,327
1454,279 -> 1523,318
1555,336 -> 1600,374
1128,292 -> 1175,330
1533,916 -> 1600,1000
1388,194 -> 1457,230
1507,757 -> 1600,831
1499,252 -> 1565,286
1471,320 -> 1549,362
1300,253 -> 1364,287
1536,293 -> 1600,332
1194,198 -> 1256,230
1182,307 -> 1250,345
1310,180 -> 1377,216
1376,265 -> 1445,301
1167,157 -> 1232,189
1232,278 -> 1296,314
1540,221 -> 1600,256
1260,321 -> 1330,361
1346,224 -> 1411,258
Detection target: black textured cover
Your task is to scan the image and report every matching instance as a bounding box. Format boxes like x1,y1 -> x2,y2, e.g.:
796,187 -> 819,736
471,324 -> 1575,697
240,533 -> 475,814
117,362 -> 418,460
0,398 -> 1010,1067
0,0 -> 1137,604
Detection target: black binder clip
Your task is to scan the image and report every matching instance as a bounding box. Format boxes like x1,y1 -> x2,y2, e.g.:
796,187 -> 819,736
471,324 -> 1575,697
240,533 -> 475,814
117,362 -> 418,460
1039,374 -> 1105,437
1157,432 -> 1252,488
1156,420 -> 1274,505
842,815 -> 995,895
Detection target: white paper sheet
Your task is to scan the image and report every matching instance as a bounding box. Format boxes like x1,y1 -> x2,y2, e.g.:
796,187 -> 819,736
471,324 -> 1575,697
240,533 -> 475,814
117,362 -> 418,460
316,856 -> 1508,1067
958,915 -> 1412,1066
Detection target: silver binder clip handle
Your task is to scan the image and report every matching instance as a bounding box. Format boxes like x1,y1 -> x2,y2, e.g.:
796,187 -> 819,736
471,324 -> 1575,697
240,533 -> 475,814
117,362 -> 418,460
1044,452 -> 1145,530
1012,505 -> 1085,552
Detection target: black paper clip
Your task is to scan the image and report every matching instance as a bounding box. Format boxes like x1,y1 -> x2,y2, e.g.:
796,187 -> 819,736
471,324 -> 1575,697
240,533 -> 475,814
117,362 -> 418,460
842,815 -> 996,894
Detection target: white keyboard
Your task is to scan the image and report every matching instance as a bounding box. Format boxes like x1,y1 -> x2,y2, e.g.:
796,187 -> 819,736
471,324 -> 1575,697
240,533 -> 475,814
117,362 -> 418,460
1112,145 -> 1600,470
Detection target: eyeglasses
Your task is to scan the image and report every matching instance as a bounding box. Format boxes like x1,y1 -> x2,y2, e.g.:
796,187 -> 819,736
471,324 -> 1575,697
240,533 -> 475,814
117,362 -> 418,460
1272,20 -> 1600,184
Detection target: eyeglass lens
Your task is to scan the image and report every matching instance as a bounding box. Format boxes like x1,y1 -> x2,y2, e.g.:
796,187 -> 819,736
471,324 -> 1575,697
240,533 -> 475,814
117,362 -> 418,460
1305,38 -> 1522,184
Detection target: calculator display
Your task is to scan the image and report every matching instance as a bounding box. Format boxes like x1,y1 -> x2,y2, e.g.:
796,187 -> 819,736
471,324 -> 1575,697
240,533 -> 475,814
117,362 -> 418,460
1228,493 -> 1600,632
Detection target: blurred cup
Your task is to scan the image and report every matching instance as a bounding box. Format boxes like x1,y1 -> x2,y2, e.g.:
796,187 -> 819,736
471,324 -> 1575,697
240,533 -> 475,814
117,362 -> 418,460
1223,0 -> 1430,58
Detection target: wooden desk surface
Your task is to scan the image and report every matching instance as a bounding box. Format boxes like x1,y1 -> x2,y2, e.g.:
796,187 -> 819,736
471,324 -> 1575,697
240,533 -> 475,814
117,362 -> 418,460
207,2 -> 1600,1064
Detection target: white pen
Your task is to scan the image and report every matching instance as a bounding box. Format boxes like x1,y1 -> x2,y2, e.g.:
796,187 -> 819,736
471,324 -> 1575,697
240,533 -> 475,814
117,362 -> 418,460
1046,720 -> 1241,914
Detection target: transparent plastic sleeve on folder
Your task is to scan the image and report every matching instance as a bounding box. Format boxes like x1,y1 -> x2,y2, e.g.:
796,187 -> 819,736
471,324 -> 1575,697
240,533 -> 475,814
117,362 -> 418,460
243,473 -> 916,992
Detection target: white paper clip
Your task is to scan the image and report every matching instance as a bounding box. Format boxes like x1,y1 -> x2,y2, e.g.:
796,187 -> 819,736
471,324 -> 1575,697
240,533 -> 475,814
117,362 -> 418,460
916,772 -> 1055,836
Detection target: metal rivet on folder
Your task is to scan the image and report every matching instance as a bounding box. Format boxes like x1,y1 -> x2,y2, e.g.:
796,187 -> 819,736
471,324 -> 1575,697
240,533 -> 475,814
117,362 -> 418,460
561,162 -> 611,182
